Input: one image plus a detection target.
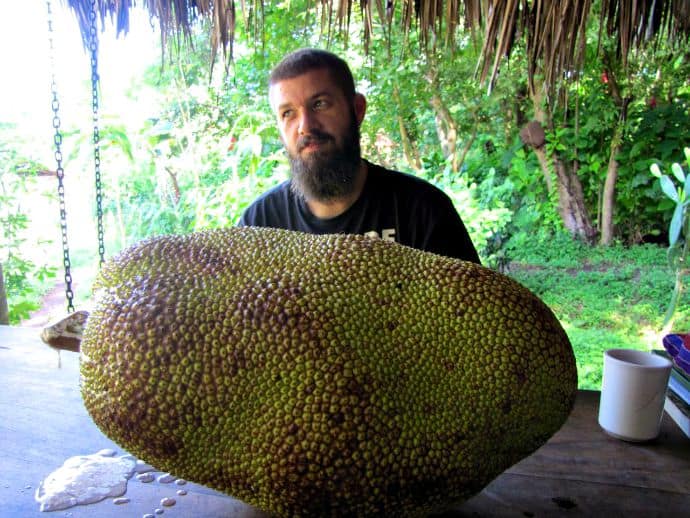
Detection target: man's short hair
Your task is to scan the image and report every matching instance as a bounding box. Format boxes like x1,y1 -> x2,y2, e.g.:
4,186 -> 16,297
269,48 -> 356,101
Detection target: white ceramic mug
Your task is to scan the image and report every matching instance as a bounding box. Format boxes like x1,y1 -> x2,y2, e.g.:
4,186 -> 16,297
598,349 -> 672,442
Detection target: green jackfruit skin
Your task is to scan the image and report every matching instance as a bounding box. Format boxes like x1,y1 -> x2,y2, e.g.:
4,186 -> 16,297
80,227 -> 577,517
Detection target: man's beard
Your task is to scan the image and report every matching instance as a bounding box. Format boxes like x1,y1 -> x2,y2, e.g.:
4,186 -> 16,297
288,115 -> 361,202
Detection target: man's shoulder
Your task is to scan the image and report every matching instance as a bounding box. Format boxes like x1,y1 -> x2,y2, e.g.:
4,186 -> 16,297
247,179 -> 292,205
367,162 -> 451,200
239,179 -> 294,226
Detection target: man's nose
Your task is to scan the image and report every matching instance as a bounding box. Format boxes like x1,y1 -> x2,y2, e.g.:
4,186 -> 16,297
298,109 -> 319,135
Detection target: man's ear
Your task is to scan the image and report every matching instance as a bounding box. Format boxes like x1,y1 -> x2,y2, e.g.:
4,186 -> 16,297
354,93 -> 367,126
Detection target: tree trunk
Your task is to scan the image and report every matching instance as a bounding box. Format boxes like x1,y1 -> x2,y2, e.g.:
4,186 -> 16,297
600,137 -> 621,245
456,132 -> 477,174
429,93 -> 459,171
529,140 -> 554,193
392,85 -> 423,172
0,264 -> 9,325
529,82 -> 597,242
426,65 -> 460,172
552,157 -> 597,242
600,66 -> 632,245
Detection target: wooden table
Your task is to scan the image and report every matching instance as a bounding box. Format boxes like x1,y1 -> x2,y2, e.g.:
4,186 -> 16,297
1,325 -> 688,517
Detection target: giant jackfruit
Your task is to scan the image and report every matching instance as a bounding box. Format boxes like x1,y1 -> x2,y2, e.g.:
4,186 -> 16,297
81,227 -> 577,517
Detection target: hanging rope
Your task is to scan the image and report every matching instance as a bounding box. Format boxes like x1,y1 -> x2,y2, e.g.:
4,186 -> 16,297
89,0 -> 106,266
46,0 -> 75,314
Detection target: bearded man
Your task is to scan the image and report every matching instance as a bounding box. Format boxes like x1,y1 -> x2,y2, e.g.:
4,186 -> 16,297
239,48 -> 480,263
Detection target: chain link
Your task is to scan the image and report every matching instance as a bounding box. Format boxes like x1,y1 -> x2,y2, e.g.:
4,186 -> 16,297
46,0 -> 75,314
90,0 -> 106,266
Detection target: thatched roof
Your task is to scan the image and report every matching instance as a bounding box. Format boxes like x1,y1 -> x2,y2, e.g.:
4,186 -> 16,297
66,0 -> 690,93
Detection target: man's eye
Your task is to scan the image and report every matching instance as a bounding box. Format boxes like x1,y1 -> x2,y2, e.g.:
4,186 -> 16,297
281,109 -> 293,119
314,99 -> 328,110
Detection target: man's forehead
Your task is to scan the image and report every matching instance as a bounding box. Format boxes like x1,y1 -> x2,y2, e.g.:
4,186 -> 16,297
269,69 -> 341,104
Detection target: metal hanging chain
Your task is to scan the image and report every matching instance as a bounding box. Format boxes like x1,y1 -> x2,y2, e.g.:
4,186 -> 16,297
89,0 -> 106,266
46,0 -> 75,314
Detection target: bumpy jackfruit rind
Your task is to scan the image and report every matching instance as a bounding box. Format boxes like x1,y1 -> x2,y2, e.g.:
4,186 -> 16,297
80,227 -> 577,517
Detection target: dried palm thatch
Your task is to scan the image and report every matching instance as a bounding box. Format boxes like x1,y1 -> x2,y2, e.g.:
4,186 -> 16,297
65,0 -> 690,93
65,0 -> 241,67
469,0 -> 690,95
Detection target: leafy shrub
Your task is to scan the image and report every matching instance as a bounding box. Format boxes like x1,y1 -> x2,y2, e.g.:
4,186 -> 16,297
0,130 -> 57,323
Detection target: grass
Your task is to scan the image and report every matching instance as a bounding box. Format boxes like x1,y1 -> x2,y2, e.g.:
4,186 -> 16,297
506,233 -> 690,390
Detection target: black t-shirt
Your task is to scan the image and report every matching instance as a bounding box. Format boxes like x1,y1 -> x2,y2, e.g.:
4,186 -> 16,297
238,161 -> 480,263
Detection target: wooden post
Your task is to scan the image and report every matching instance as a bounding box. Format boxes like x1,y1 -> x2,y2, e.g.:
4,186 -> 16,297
0,264 -> 9,325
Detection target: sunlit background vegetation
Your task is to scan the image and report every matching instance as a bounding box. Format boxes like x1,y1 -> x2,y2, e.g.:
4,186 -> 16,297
1,1 -> 689,389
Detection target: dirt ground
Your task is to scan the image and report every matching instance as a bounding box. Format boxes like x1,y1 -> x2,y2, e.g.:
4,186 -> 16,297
21,280 -> 83,329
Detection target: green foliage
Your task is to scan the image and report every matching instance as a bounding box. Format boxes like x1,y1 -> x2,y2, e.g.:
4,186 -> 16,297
616,94 -> 690,238
0,125 -> 57,323
506,146 -> 562,233
545,43 -> 690,242
430,165 -> 512,268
